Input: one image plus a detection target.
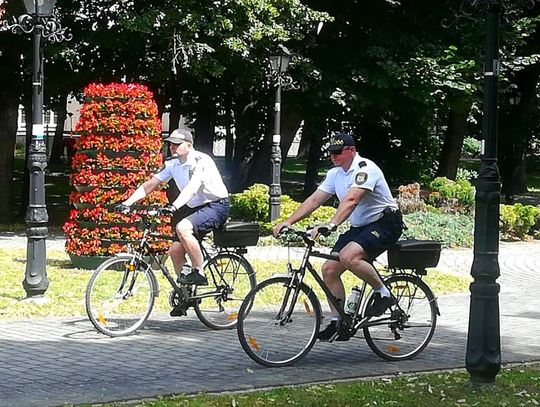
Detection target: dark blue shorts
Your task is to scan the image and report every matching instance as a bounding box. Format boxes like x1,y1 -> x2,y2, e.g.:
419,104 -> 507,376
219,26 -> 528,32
171,200 -> 230,241
333,210 -> 403,261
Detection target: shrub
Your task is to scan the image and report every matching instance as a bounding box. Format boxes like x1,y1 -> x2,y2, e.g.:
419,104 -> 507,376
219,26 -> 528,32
499,204 -> 540,240
230,183 -> 336,236
403,212 -> 474,248
428,177 -> 475,213
455,168 -> 478,182
462,137 -> 482,158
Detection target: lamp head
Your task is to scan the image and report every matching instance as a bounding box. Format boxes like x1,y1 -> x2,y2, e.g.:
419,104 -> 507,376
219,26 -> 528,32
269,44 -> 292,74
22,0 -> 56,17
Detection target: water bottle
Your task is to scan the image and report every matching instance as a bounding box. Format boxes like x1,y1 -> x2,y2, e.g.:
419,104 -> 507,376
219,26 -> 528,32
344,286 -> 362,315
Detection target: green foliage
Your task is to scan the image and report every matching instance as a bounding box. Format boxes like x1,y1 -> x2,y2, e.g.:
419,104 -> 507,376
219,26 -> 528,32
461,137 -> 482,158
428,177 -> 475,212
404,212 -> 474,248
455,167 -> 478,182
500,203 -> 540,240
230,184 -> 336,236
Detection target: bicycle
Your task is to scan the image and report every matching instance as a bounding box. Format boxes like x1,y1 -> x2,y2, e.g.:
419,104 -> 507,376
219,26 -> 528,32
236,226 -> 441,367
85,207 -> 259,337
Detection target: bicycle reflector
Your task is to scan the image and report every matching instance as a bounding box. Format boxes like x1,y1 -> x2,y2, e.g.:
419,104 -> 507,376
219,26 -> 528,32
248,336 -> 260,352
303,299 -> 313,316
387,344 -> 400,353
125,263 -> 136,271
226,312 -> 238,321
97,314 -> 108,326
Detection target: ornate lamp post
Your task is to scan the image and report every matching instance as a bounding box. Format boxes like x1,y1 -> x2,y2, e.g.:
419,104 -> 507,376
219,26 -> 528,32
465,0 -> 502,383
267,45 -> 293,221
1,0 -> 71,298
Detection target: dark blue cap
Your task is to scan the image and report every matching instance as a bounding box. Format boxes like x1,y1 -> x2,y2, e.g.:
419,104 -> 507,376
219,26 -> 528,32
327,133 -> 355,151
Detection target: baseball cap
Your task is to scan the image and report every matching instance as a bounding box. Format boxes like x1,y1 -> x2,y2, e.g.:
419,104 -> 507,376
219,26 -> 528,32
164,128 -> 193,144
326,133 -> 355,151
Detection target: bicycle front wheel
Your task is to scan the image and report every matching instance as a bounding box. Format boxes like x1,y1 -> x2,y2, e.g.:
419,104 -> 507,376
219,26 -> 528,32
193,253 -> 256,330
363,274 -> 437,361
85,256 -> 156,337
237,277 -> 321,367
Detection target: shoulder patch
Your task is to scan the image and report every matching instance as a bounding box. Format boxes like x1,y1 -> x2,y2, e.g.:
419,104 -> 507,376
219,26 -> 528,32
358,161 -> 367,168
355,172 -> 368,185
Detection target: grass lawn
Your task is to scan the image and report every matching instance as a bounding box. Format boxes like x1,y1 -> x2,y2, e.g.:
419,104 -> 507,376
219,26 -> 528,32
0,248 -> 469,321
88,365 -> 540,406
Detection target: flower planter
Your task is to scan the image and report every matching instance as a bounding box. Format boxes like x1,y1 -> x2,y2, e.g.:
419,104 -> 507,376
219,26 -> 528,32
73,202 -> 95,210
74,185 -> 94,192
69,253 -> 111,270
64,82 -> 168,259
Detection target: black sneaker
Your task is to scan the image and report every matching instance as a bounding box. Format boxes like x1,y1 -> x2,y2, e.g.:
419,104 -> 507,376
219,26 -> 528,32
170,307 -> 187,317
366,293 -> 396,317
317,320 -> 350,342
177,271 -> 208,286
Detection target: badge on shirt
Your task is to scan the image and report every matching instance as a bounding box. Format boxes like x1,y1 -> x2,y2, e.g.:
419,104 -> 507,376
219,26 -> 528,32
188,167 -> 195,180
355,172 -> 368,185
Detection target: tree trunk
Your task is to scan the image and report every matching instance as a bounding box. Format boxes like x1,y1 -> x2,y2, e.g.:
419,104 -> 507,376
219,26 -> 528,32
193,104 -> 215,155
224,95 -> 234,175
168,91 -> 183,134
229,92 -> 264,192
436,98 -> 472,180
303,116 -> 326,197
49,94 -> 68,164
0,101 -> 19,224
500,65 -> 540,197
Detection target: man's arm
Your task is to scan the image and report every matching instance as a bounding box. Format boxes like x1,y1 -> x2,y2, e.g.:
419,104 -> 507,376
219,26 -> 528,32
273,189 -> 332,236
329,187 -> 367,227
122,176 -> 163,206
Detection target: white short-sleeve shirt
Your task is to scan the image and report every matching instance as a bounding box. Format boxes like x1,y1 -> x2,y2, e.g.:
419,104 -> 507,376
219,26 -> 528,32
154,150 -> 228,208
318,154 -> 398,227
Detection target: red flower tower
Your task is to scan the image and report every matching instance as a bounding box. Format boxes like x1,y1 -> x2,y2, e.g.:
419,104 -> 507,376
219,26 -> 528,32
64,83 -> 169,268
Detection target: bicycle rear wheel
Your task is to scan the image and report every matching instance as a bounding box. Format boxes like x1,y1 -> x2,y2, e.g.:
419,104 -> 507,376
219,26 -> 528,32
85,256 -> 156,337
193,253 -> 256,330
363,274 -> 437,361
237,277 -> 321,367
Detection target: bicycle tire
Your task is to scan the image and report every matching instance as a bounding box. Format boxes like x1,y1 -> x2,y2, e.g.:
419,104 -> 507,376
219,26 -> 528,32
363,274 -> 437,361
193,252 -> 256,330
85,256 -> 156,337
237,277 -> 321,367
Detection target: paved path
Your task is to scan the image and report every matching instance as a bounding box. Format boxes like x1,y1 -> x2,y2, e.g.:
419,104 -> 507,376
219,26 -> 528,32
0,237 -> 539,407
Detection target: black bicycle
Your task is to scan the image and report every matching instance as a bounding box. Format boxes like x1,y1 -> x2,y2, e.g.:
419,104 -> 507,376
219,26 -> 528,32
85,207 -> 259,337
236,226 -> 441,367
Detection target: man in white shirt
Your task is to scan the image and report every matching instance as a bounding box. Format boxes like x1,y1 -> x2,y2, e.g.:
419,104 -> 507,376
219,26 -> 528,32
273,133 -> 403,341
121,129 -> 229,289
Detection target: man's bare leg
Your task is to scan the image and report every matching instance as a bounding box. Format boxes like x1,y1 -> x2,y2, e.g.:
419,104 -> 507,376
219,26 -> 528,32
320,259 -> 347,319
175,219 -> 204,271
168,241 -> 187,278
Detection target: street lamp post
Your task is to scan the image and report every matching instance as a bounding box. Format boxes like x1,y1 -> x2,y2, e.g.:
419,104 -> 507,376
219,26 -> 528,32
466,0 -> 502,383
267,45 -> 293,221
1,0 -> 71,298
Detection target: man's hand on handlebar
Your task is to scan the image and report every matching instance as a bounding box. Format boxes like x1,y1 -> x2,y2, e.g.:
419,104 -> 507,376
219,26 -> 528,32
309,223 -> 337,240
159,205 -> 176,216
273,221 -> 292,237
115,203 -> 132,214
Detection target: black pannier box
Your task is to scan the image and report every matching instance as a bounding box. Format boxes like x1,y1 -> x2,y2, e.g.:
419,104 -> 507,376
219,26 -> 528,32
213,222 -> 260,247
387,239 -> 441,269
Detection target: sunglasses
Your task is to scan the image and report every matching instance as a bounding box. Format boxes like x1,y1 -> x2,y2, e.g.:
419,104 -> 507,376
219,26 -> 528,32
330,147 -> 347,156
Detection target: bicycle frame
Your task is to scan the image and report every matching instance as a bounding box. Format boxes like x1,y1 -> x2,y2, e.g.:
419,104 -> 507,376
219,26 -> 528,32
280,233 -> 402,333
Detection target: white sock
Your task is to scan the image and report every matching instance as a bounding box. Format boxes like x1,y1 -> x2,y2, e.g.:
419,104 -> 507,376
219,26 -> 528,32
375,286 -> 391,298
